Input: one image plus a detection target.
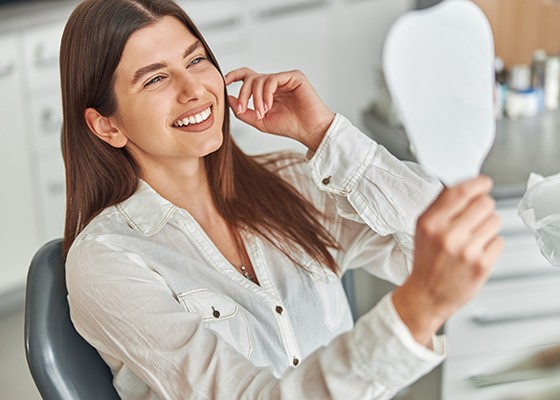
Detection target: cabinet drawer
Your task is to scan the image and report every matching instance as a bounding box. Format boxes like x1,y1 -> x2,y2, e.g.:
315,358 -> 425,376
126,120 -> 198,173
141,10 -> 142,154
446,276 -> 560,357
253,0 -> 327,18
443,346 -> 560,400
490,233 -> 557,280
178,0 -> 243,29
491,203 -> 556,280
0,34 -> 19,82
36,154 -> 65,241
22,21 -> 65,96
29,93 -> 63,158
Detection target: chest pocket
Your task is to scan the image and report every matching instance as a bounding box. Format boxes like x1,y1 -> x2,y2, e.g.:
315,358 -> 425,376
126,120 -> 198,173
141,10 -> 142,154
177,289 -> 253,359
304,259 -> 351,332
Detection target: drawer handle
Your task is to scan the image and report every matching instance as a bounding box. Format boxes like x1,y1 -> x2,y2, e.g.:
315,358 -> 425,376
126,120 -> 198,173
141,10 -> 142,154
469,368 -> 556,388
34,43 -> 59,69
200,16 -> 240,31
472,309 -> 560,326
40,109 -> 62,134
47,182 -> 65,195
257,0 -> 326,19
469,345 -> 560,387
0,62 -> 14,78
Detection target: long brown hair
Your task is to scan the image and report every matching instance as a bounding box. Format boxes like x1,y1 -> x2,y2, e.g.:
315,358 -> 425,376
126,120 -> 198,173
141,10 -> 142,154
61,0 -> 339,272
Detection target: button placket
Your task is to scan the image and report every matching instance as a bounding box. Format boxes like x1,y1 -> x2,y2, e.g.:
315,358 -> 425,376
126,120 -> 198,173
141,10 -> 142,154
270,301 -> 301,369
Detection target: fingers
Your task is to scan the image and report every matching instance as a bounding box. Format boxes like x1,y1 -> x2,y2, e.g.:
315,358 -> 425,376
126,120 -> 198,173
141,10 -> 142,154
416,174 -> 502,272
225,68 -> 303,119
424,176 -> 493,223
419,176 -> 500,261
227,95 -> 259,126
224,67 -> 256,86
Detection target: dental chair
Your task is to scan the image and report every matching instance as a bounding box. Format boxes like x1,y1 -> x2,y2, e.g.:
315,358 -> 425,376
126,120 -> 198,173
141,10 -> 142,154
24,239 -> 120,400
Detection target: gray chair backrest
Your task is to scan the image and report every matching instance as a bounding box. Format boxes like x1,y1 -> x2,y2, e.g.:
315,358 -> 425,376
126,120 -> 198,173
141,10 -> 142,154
24,239 -> 120,400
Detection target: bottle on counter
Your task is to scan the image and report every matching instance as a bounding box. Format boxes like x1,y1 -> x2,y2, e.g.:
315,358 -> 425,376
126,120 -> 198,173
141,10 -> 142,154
531,49 -> 547,112
544,54 -> 560,110
506,64 -> 540,119
494,57 -> 508,120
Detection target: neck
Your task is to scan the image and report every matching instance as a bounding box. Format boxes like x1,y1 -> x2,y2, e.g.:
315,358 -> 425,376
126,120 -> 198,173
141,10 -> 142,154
140,157 -> 218,223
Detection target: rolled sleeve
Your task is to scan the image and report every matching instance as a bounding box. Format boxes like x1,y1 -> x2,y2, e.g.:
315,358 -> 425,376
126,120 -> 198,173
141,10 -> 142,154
308,114 -> 443,237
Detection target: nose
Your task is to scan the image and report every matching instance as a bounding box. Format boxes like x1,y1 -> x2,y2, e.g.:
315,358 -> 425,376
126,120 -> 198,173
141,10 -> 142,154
176,71 -> 205,104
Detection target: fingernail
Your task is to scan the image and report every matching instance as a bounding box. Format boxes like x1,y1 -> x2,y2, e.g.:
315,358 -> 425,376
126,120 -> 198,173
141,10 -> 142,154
256,110 -> 262,120
264,104 -> 269,113
237,104 -> 243,114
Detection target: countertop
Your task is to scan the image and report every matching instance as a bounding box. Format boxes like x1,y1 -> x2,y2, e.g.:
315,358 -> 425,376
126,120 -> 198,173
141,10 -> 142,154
362,108 -> 560,200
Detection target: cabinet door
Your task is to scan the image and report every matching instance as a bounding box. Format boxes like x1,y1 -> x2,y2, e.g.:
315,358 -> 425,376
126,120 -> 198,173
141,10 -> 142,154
0,33 -> 40,293
244,0 -> 329,154
21,21 -> 65,97
329,0 -> 411,128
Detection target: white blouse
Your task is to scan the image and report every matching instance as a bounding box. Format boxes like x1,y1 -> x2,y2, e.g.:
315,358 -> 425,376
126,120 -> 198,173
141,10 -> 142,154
66,114 -> 445,400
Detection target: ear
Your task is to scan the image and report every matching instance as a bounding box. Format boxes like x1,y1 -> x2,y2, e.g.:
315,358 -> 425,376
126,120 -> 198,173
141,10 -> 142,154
84,107 -> 128,148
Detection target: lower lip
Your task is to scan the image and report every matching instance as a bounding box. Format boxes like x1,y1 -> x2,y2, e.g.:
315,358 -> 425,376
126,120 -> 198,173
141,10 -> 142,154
173,107 -> 215,133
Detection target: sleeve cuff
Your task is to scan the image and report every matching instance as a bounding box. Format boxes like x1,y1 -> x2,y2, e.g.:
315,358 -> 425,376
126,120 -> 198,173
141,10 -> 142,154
348,292 -> 446,390
385,292 -> 447,359
307,114 -> 377,196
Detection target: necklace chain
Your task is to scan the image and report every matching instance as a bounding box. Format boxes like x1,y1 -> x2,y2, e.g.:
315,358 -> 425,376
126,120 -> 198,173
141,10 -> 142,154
232,230 -> 256,283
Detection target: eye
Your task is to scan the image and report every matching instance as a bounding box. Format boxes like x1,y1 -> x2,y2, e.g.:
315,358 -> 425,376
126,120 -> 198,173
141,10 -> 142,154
188,56 -> 207,67
144,75 -> 164,87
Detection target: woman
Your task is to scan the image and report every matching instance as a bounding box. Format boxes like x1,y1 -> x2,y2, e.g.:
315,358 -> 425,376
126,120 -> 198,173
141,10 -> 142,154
61,0 -> 503,399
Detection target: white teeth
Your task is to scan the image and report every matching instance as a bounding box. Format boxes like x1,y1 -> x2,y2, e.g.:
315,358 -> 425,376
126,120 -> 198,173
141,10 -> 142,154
174,106 -> 212,127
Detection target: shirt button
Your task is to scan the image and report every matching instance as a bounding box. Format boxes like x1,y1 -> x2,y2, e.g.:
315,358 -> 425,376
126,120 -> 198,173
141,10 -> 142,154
292,357 -> 299,366
212,307 -> 220,318
275,306 -> 283,315
321,176 -> 332,185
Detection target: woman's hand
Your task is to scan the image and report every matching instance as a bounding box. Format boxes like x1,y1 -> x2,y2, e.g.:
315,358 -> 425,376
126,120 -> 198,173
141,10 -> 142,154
224,68 -> 335,151
392,176 -> 504,347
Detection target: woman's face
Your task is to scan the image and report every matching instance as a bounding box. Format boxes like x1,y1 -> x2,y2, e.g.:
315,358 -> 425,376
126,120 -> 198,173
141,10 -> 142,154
110,16 -> 225,171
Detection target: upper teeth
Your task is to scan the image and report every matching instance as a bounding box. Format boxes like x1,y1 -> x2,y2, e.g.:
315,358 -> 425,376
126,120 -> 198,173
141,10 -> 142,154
174,107 -> 211,127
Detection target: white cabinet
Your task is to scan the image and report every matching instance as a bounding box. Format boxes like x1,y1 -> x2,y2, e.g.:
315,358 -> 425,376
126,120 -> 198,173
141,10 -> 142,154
21,21 -> 64,98
442,200 -> 560,399
0,32 -> 40,293
21,21 -> 66,243
329,0 -> 412,130
0,18 -> 67,296
235,0 -> 332,154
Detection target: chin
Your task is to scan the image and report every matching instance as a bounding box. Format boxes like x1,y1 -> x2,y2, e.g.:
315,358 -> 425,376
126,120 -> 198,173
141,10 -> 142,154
201,135 -> 224,157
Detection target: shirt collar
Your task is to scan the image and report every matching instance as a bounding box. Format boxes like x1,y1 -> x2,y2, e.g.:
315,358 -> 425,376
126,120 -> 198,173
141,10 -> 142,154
116,180 -> 177,236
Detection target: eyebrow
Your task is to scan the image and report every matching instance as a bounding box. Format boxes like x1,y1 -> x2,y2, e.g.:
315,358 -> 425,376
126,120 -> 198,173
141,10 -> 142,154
130,40 -> 203,86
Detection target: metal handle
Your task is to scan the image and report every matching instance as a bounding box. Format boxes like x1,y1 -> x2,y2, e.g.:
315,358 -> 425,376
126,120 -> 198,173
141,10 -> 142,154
0,61 -> 15,78
40,108 -> 62,134
34,43 -> 59,70
200,16 -> 240,31
471,309 -> 560,326
47,181 -> 65,195
469,368 -> 556,388
257,0 -> 326,19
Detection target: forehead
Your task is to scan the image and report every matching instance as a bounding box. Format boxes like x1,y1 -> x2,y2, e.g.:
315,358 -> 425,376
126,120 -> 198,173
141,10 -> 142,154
117,16 -> 198,74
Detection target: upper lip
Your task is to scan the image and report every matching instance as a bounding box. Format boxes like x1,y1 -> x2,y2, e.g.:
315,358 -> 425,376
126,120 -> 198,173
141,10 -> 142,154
172,102 -> 213,125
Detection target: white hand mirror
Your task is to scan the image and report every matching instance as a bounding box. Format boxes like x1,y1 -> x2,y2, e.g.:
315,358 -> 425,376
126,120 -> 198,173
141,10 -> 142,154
383,0 -> 495,186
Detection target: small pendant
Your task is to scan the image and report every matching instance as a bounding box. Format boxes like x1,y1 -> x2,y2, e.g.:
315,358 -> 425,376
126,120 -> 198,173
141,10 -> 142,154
240,265 -> 254,281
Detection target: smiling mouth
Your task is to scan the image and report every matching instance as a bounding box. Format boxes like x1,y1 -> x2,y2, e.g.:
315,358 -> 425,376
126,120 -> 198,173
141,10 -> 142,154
173,106 -> 212,127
